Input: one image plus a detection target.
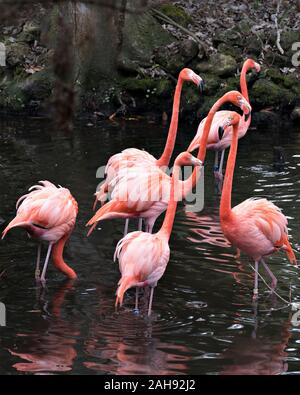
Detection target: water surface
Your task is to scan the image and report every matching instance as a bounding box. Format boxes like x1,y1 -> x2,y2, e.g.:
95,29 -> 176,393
0,117 -> 299,375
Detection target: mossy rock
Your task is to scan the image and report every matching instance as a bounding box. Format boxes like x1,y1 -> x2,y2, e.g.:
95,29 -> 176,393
282,74 -> 300,94
6,43 -> 30,67
122,11 -> 173,65
17,21 -> 41,44
21,69 -> 54,101
217,43 -> 242,59
196,53 -> 237,78
154,39 -> 199,75
251,79 -> 295,108
266,68 -> 284,84
0,80 -> 26,110
201,73 -> 222,96
156,4 -> 192,27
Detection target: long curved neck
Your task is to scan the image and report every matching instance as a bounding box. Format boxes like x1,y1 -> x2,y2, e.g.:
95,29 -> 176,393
157,78 -> 183,167
160,164 -> 181,239
182,97 -> 228,195
52,233 -> 77,279
240,61 -> 250,103
220,123 -> 239,220
240,61 -> 253,127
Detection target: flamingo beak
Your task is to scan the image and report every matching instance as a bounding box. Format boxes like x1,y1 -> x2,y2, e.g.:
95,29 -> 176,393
191,157 -> 203,167
254,62 -> 261,73
198,79 -> 204,94
218,126 -> 225,141
244,112 -> 251,122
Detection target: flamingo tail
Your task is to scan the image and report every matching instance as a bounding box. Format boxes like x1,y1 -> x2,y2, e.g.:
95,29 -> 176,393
1,218 -> 32,240
285,240 -> 297,266
115,276 -> 137,307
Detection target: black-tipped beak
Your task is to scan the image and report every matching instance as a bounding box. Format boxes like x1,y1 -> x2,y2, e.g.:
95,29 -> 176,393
244,112 -> 251,122
218,126 -> 225,141
199,80 -> 204,94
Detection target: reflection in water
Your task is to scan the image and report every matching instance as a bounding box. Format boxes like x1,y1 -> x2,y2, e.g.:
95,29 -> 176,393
8,282 -> 78,373
221,309 -> 291,375
84,315 -> 190,375
0,117 -> 299,375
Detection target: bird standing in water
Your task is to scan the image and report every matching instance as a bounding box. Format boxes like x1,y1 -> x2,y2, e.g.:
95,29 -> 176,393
188,58 -> 261,180
2,181 -> 78,283
219,113 -> 297,298
114,152 -> 203,316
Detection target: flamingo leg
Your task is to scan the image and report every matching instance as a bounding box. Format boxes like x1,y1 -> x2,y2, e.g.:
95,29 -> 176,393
253,261 -> 259,300
35,244 -> 42,280
261,259 -> 278,289
148,286 -> 156,317
218,150 -> 225,179
124,219 -> 129,236
40,243 -> 53,284
213,151 -> 219,177
138,218 -> 143,231
135,287 -> 139,310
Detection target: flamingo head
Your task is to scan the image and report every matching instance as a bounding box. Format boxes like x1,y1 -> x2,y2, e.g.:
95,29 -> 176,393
175,151 -> 203,167
180,68 -> 204,93
244,58 -> 261,73
224,90 -> 252,115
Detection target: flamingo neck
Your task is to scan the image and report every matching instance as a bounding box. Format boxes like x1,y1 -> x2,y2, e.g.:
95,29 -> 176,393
160,164 -> 181,239
183,98 -> 226,195
52,234 -> 77,279
240,61 -> 252,127
220,123 -> 239,220
157,78 -> 183,167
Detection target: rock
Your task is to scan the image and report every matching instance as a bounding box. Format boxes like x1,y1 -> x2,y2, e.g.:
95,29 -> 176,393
280,30 -> 300,53
251,78 -> 295,108
291,107 -> 300,122
154,39 -> 199,75
21,70 -> 54,101
156,4 -> 192,27
121,11 -> 173,66
17,21 -> 41,44
217,43 -> 242,59
196,53 -> 237,78
252,110 -> 280,128
6,43 -> 30,67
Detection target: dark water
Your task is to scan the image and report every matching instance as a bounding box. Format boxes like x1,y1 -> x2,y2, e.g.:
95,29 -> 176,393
0,116 -> 299,375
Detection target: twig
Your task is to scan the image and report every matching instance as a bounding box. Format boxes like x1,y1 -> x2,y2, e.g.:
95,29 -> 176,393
151,8 -> 202,46
274,0 -> 284,55
249,263 -> 290,305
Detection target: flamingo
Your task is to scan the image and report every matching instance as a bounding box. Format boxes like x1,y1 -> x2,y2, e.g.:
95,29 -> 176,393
2,181 -> 78,283
219,113 -> 297,298
94,68 -> 204,211
188,58 -> 261,180
114,151 -> 203,316
87,91 -> 251,235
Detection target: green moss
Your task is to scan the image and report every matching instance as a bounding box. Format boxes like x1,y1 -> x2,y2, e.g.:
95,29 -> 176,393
156,4 -> 192,27
251,79 -> 295,107
121,77 -> 157,92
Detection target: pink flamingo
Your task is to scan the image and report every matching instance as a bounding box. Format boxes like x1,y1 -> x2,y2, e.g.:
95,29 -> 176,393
219,113 -> 297,298
87,91 -> 251,235
188,58 -> 261,180
94,69 -> 203,214
114,151 -> 203,316
2,181 -> 78,283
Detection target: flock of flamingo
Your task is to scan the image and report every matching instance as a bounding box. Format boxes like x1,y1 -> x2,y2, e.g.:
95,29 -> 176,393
2,59 -> 297,316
